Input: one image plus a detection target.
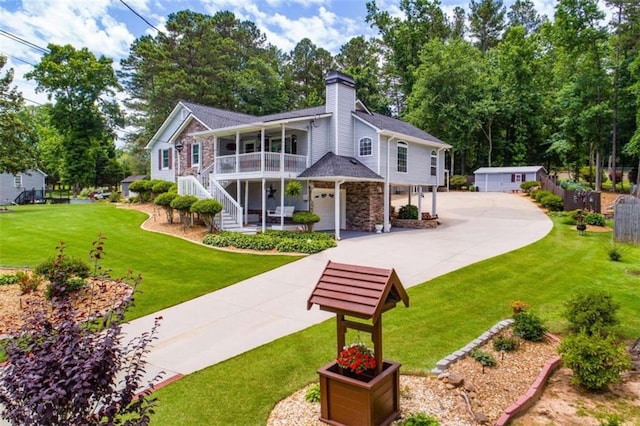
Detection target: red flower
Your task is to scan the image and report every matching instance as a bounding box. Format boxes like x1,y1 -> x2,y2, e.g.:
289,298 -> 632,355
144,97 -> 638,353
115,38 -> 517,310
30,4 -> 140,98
336,343 -> 376,375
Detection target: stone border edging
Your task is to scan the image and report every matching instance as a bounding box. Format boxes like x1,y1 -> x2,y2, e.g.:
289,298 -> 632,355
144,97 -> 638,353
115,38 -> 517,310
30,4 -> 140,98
495,333 -> 561,426
430,319 -> 515,376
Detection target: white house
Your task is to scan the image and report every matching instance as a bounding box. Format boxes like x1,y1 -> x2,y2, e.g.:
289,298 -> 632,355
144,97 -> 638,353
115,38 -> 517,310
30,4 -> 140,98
146,71 -> 451,239
0,169 -> 47,205
474,166 -> 546,192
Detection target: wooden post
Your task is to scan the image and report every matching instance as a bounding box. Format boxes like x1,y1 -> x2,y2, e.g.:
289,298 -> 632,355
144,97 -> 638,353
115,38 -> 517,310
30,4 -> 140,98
337,314 -> 346,356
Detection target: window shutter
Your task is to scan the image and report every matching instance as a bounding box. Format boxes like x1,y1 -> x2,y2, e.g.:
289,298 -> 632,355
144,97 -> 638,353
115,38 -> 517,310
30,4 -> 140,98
187,143 -> 192,168
168,148 -> 173,170
158,150 -> 162,170
522,174 -> 526,182
511,174 -> 515,182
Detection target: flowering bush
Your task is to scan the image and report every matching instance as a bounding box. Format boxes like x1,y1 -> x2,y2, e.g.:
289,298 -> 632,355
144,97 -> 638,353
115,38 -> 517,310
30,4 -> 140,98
493,329 -> 518,352
336,343 -> 376,375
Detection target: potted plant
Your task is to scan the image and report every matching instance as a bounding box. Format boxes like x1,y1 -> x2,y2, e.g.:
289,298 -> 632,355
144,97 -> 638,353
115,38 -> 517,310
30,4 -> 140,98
337,343 -> 376,376
375,222 -> 383,233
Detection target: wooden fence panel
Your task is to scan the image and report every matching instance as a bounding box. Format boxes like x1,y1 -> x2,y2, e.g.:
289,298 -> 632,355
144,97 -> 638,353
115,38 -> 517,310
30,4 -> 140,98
614,197 -> 640,245
540,176 -> 601,212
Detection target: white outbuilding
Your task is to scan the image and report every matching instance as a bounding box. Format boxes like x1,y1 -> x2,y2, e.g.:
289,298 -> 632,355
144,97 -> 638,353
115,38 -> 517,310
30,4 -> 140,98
473,166 -> 546,192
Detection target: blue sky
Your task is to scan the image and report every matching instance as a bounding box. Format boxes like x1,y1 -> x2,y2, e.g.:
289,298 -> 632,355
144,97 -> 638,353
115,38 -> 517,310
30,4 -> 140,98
0,0 -> 558,105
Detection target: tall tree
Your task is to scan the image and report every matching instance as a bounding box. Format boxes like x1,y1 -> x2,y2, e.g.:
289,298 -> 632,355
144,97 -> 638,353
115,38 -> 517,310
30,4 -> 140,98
468,0 -> 507,52
366,0 -> 451,110
335,36 -> 390,114
0,56 -> 36,175
405,38 -> 483,174
26,44 -> 122,195
507,0 -> 545,34
283,38 -> 334,108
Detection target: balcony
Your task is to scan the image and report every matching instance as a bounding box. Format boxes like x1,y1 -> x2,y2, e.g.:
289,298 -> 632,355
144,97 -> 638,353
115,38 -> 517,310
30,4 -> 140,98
214,152 -> 307,176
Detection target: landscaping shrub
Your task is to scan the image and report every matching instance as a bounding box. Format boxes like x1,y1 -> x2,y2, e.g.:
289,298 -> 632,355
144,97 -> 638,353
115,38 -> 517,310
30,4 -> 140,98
559,180 -> 592,191
470,349 -> 496,372
558,331 -> 631,391
35,245 -> 91,300
191,199 -> 223,232
534,189 -> 552,203
0,239 -> 161,425
304,384 -> 321,403
275,239 -> 335,254
398,412 -> 440,426
493,329 -> 518,352
154,192 -> 178,224
170,195 -> 198,226
563,291 -> 620,335
107,192 -> 121,203
292,211 -> 320,232
262,229 -> 334,241
151,179 -> 174,195
202,230 -> 336,254
449,175 -> 467,190
520,181 -> 540,193
540,194 -> 563,211
513,311 -> 547,341
128,179 -> 153,202
584,212 -> 605,226
0,274 -> 19,285
398,204 -> 418,220
579,166 -> 606,185
35,256 -> 90,280
15,271 -> 42,295
607,243 -> 623,262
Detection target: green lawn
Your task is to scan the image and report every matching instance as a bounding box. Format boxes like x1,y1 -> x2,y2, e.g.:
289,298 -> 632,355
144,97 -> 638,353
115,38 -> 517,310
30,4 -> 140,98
0,203 -> 300,319
151,217 -> 640,424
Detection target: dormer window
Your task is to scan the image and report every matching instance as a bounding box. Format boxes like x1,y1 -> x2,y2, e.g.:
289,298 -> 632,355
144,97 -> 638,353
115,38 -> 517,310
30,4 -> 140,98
359,137 -> 372,157
397,141 -> 408,173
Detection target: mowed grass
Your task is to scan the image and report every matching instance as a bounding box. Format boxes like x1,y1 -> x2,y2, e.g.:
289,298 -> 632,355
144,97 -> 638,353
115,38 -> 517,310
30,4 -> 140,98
151,217 -> 640,424
0,203 -> 300,319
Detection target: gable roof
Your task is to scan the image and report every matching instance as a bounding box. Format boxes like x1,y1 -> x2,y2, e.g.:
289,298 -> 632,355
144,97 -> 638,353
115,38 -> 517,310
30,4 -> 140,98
260,106 -> 327,123
307,261 -> 409,320
181,101 -> 257,128
353,110 -> 450,147
474,166 -> 546,175
297,152 -> 383,182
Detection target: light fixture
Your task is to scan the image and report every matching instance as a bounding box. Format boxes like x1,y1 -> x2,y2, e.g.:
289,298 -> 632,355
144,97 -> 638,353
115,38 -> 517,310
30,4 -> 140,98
175,140 -> 185,152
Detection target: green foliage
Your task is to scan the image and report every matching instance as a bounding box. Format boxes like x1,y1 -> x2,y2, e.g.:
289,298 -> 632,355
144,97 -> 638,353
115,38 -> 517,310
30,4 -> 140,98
191,199 -> 223,232
0,274 -> 19,285
15,271 -> 42,295
470,349 -> 496,368
533,189 -> 552,203
154,192 -> 177,207
398,412 -> 441,426
520,181 -> 540,193
203,230 -> 336,254
513,311 -> 547,341
35,256 -> 90,279
170,195 -> 197,212
607,244 -> 623,262
292,211 -> 320,232
584,212 -> 605,226
492,329 -> 518,352
304,384 -> 320,403
128,179 -> 153,202
558,331 -> 631,391
563,291 -> 620,335
540,194 -> 563,211
579,166 -> 606,184
151,179 -> 174,194
107,192 -> 120,203
45,276 -> 86,300
35,246 -> 91,300
398,204 -> 418,219
560,180 -> 592,191
449,175 -> 468,190
284,180 -> 302,197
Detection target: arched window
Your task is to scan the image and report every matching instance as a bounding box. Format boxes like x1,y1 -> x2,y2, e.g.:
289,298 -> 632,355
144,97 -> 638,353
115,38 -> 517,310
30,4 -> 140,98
359,137 -> 372,157
430,150 -> 437,176
397,141 -> 407,173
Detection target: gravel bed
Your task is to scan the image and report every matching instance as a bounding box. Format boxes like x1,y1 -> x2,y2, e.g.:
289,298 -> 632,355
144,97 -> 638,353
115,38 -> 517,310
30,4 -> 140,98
267,335 -> 559,425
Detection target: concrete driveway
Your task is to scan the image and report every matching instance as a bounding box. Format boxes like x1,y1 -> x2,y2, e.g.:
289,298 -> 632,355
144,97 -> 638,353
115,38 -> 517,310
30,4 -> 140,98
123,192 -> 552,385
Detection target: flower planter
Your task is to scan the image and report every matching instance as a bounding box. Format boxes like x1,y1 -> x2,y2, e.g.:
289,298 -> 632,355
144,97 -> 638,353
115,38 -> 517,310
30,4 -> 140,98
317,360 -> 401,426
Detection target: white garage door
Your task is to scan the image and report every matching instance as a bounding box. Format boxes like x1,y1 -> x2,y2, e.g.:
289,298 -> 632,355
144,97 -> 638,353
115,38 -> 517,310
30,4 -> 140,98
312,188 -> 346,231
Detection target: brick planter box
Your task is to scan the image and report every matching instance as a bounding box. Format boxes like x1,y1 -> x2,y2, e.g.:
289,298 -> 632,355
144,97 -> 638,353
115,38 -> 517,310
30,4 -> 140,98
318,360 -> 401,426
390,219 -> 438,229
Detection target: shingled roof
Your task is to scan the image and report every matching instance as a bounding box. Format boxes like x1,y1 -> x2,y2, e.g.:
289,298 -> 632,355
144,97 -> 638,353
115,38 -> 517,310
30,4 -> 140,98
181,101 -> 257,129
353,110 -> 448,146
297,152 -> 383,181
307,261 -> 409,320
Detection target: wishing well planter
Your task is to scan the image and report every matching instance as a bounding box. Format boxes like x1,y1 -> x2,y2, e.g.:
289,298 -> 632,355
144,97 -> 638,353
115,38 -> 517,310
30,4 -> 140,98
318,360 -> 401,426
307,261 -> 409,426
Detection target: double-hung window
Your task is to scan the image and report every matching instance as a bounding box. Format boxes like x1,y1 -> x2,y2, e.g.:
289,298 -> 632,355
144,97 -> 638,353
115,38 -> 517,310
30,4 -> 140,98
430,150 -> 437,176
160,148 -> 171,170
397,142 -> 408,173
191,143 -> 200,167
359,137 -> 372,157
13,175 -> 23,188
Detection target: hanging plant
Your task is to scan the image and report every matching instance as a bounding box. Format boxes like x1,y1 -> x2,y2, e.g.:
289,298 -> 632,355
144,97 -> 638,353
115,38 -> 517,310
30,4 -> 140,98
285,180 -> 303,197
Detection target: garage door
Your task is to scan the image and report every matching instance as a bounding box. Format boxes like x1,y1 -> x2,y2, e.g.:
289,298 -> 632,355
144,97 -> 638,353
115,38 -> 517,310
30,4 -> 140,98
312,188 -> 346,231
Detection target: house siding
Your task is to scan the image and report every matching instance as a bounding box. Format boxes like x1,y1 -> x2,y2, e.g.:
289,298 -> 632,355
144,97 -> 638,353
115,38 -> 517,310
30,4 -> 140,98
474,169 -> 544,192
386,140 -> 439,186
0,170 -> 46,203
325,78 -> 355,157
354,120 -> 378,173
310,116 -> 332,164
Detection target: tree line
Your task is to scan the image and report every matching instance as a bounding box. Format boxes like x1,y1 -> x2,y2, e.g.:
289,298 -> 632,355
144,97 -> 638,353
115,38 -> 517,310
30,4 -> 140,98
1,0 -> 639,195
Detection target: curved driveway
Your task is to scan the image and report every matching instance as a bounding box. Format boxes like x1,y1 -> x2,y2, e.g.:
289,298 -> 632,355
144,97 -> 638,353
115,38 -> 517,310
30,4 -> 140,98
123,192 -> 552,385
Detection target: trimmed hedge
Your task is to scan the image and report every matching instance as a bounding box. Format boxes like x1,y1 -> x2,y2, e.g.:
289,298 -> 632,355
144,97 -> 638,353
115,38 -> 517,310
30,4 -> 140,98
520,181 -> 540,193
584,212 -> 605,226
203,230 -> 336,254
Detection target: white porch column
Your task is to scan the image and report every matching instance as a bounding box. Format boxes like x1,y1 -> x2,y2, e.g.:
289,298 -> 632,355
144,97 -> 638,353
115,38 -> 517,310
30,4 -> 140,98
280,124 -> 285,228
432,185 -> 437,216
235,132 -> 240,173
244,180 -> 249,225
384,136 -> 392,232
260,129 -> 265,172
213,136 -> 218,175
418,186 -> 423,218
335,180 -> 343,240
261,178 -> 266,233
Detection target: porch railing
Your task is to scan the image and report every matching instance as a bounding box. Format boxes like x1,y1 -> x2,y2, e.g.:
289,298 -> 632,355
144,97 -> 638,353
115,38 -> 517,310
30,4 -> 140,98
215,152 -> 307,175
178,175 -> 243,230
210,179 -> 243,230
